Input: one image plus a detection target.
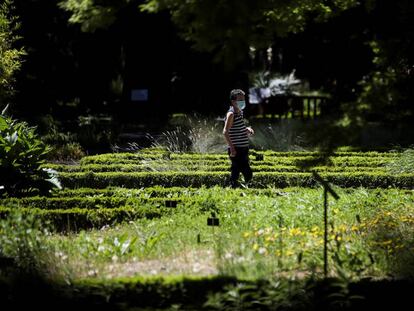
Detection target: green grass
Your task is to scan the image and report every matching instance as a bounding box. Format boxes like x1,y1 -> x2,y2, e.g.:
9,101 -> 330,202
3,148 -> 414,307
35,186 -> 414,282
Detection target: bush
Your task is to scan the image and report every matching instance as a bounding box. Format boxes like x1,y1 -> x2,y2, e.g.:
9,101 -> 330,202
147,114 -> 226,153
0,209 -> 51,273
0,0 -> 25,102
0,205 -> 170,232
47,142 -> 85,162
40,118 -> 86,161
0,110 -> 61,197
58,171 -> 414,189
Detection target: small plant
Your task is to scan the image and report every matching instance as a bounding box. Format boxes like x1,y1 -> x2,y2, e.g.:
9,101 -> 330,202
0,209 -> 52,274
0,107 -> 61,197
149,114 -> 226,153
187,116 -> 226,154
249,121 -> 308,151
47,142 -> 85,162
204,279 -> 310,310
152,126 -> 193,153
40,117 -> 85,161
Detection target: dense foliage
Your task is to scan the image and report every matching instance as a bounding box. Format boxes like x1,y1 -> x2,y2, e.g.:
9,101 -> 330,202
1,148 -> 414,309
0,0 -> 25,104
0,111 -> 61,197
55,0 -> 414,124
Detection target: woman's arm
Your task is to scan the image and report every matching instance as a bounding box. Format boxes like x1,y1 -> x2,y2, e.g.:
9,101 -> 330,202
223,112 -> 236,156
246,126 -> 254,135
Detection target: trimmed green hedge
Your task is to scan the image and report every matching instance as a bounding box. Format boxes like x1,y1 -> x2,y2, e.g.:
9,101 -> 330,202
58,171 -> 414,189
0,196 -> 183,210
3,272 -> 414,310
0,205 -> 171,231
77,156 -> 395,168
50,186 -> 294,199
79,152 -> 398,166
45,163 -> 386,173
67,275 -> 239,309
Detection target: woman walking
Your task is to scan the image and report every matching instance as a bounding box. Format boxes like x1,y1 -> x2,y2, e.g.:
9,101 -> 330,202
223,89 -> 254,188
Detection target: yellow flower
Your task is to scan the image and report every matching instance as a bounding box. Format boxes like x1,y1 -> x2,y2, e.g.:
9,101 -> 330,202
253,243 -> 259,251
243,231 -> 251,238
285,250 -> 294,256
289,228 -> 301,236
338,225 -> 347,232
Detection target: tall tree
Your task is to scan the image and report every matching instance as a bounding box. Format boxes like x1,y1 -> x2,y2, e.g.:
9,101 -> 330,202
0,0 -> 25,107
356,0 -> 414,123
60,0 -> 360,69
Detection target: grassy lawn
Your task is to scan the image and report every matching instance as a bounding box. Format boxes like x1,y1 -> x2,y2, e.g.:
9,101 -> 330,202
11,186 -> 411,282
1,149 -> 414,309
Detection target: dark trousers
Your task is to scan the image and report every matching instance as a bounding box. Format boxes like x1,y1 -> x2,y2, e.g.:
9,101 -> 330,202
228,146 -> 253,188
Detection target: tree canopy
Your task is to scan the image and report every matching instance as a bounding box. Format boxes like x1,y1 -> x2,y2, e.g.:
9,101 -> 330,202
6,0 -> 412,124
60,0 -> 360,65
0,0 -> 25,106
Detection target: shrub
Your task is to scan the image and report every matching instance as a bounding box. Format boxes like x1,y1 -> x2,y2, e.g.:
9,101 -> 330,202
47,142 -> 85,162
58,171 -> 414,189
0,205 -> 170,232
0,0 -> 25,102
0,209 -> 51,273
149,115 -> 226,153
0,111 -> 61,197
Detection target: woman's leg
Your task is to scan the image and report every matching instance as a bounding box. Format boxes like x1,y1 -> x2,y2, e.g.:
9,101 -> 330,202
239,148 -> 253,184
228,148 -> 241,187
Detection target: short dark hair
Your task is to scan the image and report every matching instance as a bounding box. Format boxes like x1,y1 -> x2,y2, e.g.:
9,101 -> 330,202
229,89 -> 245,100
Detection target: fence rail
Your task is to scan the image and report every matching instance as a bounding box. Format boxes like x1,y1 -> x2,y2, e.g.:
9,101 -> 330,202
248,95 -> 331,119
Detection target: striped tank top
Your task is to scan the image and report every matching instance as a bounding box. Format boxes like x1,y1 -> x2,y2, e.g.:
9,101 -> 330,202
226,107 -> 249,148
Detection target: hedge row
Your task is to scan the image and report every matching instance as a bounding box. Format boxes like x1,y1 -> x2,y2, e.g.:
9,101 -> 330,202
0,205 -> 172,232
78,155 -> 395,167
45,163 -> 386,173
55,275 -> 414,310
0,196 -> 185,210
58,171 -> 414,189
79,152 -> 398,165
4,273 -> 414,310
51,186 -> 294,199
94,149 -> 398,158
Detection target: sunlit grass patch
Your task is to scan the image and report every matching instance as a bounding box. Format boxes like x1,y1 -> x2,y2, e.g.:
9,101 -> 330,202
24,187 -> 412,282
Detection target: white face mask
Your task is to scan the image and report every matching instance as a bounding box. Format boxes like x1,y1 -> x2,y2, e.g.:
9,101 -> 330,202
236,100 -> 246,110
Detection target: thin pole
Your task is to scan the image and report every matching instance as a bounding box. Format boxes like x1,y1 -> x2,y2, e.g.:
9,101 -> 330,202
324,187 -> 328,278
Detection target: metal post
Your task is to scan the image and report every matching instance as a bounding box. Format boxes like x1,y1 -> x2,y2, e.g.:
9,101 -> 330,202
312,171 -> 339,279
278,214 -> 283,269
